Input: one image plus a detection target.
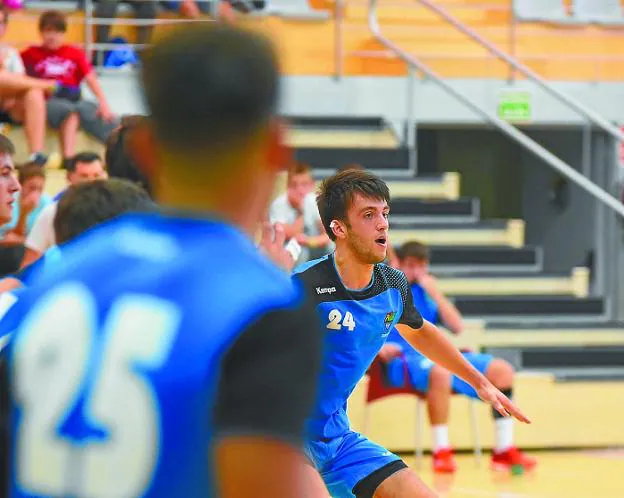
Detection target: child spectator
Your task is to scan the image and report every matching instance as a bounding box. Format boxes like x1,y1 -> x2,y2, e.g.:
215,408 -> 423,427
21,10 -> 119,167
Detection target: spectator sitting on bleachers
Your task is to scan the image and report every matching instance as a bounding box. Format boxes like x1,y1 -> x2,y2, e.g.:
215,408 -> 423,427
269,162 -> 331,265
0,134 -> 22,276
378,240 -> 537,474
1,162 -> 52,244
21,10 -> 119,166
0,5 -> 59,166
20,151 -> 106,268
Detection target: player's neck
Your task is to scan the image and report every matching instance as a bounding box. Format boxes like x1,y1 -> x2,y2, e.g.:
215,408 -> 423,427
158,184 -> 259,236
334,249 -> 374,290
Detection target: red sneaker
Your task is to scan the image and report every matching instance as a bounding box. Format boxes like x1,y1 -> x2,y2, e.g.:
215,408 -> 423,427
433,448 -> 457,473
491,447 -> 537,472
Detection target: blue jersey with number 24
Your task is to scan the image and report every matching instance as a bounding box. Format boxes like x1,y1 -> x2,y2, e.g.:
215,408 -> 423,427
293,255 -> 424,440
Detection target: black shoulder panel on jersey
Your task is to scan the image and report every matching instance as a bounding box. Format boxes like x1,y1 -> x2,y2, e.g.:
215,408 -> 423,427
213,293 -> 322,445
377,265 -> 424,330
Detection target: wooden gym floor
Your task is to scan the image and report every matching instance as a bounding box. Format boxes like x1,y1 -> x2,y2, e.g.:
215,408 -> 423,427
404,449 -> 624,498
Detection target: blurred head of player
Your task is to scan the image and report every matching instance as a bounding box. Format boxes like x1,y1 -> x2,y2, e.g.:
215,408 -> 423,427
38,10 -> 66,50
0,134 -> 18,225
398,240 -> 430,283
317,169 -> 390,265
54,178 -> 152,245
66,152 -> 107,185
136,24 -> 284,234
286,162 -> 313,211
105,114 -> 152,196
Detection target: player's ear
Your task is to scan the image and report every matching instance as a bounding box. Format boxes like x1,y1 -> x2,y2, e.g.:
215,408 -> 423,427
266,118 -> 291,172
330,220 -> 347,240
127,119 -> 158,183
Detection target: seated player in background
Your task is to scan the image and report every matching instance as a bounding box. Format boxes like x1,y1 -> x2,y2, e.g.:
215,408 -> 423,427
20,151 -> 106,267
379,240 -> 537,473
0,24 -> 323,498
1,162 -> 52,244
270,161 -> 332,265
293,169 -> 530,498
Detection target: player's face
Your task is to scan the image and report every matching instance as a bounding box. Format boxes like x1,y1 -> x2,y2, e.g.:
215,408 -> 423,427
68,161 -> 107,185
400,256 -> 429,283
287,172 -> 313,210
22,175 -> 44,202
344,193 -> 389,264
0,153 -> 19,225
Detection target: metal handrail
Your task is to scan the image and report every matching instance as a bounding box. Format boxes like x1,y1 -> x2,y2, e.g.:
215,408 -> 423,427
368,0 -> 624,219
414,0 -> 624,143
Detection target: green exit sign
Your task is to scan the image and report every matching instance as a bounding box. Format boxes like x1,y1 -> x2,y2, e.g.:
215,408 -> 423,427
498,90 -> 532,122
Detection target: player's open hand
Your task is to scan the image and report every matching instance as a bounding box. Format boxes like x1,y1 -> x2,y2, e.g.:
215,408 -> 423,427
259,221 -> 296,272
476,382 -> 531,424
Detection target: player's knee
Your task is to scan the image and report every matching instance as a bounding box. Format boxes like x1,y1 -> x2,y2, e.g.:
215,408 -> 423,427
485,358 -> 514,389
428,365 -> 451,391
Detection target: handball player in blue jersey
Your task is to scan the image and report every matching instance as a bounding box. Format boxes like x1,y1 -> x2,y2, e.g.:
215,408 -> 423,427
0,24 -> 323,498
293,169 -> 531,498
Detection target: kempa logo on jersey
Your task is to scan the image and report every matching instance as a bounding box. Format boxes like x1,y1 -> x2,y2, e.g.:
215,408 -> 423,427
316,286 -> 337,295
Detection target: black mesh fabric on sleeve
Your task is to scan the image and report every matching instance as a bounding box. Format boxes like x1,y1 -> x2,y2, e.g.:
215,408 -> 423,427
378,266 -> 423,330
213,296 -> 322,445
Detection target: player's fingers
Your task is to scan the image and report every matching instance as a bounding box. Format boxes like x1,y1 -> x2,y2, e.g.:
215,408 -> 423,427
502,397 -> 531,424
492,397 -> 510,418
273,222 -> 286,247
260,221 -> 272,247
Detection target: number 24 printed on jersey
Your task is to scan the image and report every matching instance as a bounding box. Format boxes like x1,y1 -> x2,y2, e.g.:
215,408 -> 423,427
327,309 -> 356,331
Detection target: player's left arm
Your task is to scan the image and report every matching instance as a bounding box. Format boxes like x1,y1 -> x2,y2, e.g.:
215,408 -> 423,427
213,295 -> 327,498
394,271 -> 530,424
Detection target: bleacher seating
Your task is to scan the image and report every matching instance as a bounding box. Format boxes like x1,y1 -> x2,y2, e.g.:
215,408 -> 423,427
573,0 -> 624,24
7,0 -> 624,79
513,0 -> 571,23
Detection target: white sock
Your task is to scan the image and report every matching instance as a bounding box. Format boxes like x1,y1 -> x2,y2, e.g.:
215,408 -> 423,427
432,424 -> 450,451
494,417 -> 514,453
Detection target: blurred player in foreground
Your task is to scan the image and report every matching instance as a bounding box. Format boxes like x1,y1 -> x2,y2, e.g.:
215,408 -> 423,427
293,169 -> 531,498
0,24 -> 322,498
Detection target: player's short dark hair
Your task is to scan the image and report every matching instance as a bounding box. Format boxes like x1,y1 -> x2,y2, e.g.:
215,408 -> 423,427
39,10 -> 67,33
141,23 -> 280,155
398,240 -> 430,262
0,134 -> 15,156
317,169 -> 390,241
287,162 -> 311,183
18,162 -> 46,185
105,115 -> 152,197
54,178 -> 152,244
66,151 -> 103,173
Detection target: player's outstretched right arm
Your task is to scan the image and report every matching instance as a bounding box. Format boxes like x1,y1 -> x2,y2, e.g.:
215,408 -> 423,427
213,296 -> 326,498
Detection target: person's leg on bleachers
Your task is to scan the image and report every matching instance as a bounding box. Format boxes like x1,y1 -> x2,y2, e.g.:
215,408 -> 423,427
0,73 -> 55,95
7,88 -> 47,161
47,97 -> 79,165
75,99 -> 118,143
130,0 -> 156,45
94,0 -> 120,63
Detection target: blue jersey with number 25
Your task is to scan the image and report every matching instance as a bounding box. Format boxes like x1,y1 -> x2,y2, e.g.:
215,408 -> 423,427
0,212 -> 303,498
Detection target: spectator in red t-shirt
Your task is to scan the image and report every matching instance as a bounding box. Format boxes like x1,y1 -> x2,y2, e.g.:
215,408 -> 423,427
21,10 -> 119,167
